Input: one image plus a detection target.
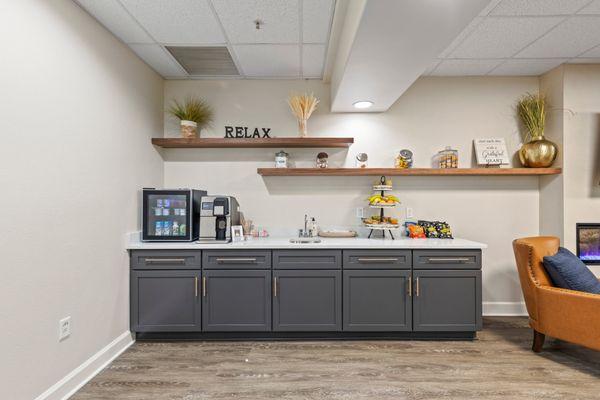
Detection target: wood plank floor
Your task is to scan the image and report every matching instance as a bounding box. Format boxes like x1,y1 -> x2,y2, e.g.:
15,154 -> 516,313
72,318 -> 600,400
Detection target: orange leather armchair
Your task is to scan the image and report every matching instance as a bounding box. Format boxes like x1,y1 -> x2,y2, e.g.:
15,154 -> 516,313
513,236 -> 600,352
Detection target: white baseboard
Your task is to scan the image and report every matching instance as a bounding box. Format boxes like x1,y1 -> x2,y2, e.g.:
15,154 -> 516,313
34,331 -> 134,400
483,301 -> 527,316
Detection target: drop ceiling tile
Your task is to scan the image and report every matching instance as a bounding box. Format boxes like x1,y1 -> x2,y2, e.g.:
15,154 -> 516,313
439,17 -> 483,58
490,0 -> 591,16
479,0 -> 503,16
578,0 -> 600,14
76,0 -> 152,43
302,0 -> 334,43
120,0 -> 225,44
489,58 -> 567,75
212,0 -> 299,44
449,17 -> 563,58
233,45 -> 300,76
302,44 -> 325,77
516,16 -> 600,58
578,44 -> 600,57
430,59 -> 503,76
129,44 -> 187,77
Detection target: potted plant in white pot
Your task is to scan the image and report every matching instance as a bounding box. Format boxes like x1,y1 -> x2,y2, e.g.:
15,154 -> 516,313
167,96 -> 213,138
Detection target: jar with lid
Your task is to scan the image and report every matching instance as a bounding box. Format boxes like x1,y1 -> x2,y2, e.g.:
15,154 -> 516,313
437,146 -> 458,168
316,152 -> 328,168
394,149 -> 413,169
275,150 -> 289,168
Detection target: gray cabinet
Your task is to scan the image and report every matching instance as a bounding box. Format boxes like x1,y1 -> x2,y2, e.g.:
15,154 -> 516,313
203,250 -> 271,269
343,250 -> 411,269
273,250 -> 341,269
413,250 -> 481,270
412,270 -> 482,332
131,270 -> 201,332
202,270 -> 271,331
273,270 -> 342,331
130,250 -> 201,270
343,270 -> 412,331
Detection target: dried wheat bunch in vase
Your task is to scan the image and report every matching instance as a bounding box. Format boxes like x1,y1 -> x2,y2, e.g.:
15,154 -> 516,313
288,93 -> 319,137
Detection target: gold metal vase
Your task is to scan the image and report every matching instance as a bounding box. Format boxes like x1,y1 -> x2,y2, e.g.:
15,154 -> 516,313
518,136 -> 558,168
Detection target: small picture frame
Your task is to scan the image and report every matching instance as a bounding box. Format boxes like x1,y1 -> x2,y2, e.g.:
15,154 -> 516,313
231,225 -> 244,242
473,138 -> 510,166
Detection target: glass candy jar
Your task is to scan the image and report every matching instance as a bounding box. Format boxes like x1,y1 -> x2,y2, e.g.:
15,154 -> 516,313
437,146 -> 458,169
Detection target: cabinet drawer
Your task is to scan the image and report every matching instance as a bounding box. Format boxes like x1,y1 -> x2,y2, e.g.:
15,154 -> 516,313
203,250 -> 271,269
413,250 -> 481,270
130,250 -> 201,270
273,250 -> 341,269
343,250 -> 411,269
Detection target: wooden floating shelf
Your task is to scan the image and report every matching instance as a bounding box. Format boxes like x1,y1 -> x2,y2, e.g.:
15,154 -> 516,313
151,137 -> 354,148
257,167 -> 563,176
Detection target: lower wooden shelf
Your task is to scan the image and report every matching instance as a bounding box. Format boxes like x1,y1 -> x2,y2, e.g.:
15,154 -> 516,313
257,167 -> 562,176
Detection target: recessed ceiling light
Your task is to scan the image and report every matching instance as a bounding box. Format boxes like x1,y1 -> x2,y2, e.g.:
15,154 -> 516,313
353,101 -> 373,109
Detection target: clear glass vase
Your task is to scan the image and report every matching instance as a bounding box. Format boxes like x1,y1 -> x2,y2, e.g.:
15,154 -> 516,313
298,118 -> 308,138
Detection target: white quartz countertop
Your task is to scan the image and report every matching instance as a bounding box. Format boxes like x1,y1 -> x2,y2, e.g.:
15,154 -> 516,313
127,236 -> 487,250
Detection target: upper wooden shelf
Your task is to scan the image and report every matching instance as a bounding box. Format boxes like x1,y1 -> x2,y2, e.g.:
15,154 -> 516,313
257,167 -> 562,176
151,137 -> 354,148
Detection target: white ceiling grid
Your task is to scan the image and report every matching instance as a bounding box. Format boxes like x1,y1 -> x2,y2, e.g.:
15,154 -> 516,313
75,0 -> 335,79
427,0 -> 600,76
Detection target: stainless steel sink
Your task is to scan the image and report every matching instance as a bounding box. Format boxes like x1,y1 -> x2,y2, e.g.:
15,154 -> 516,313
289,237 -> 321,244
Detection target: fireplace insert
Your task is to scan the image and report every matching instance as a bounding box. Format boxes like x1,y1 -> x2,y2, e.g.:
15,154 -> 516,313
576,223 -> 600,265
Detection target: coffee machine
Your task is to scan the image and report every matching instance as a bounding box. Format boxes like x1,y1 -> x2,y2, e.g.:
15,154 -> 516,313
198,196 -> 241,242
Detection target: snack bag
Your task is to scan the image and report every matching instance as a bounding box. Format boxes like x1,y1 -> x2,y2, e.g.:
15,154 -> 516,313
408,224 -> 426,238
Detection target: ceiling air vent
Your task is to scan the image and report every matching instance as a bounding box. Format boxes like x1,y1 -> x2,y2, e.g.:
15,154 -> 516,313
166,46 -> 239,76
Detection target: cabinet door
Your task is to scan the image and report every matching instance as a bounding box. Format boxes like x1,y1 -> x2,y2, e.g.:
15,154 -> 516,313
273,270 -> 341,331
202,270 -> 271,331
131,270 -> 201,332
413,270 -> 482,332
343,270 -> 412,331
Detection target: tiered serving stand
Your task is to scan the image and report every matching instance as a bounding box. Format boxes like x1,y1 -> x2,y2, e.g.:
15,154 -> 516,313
363,176 -> 399,239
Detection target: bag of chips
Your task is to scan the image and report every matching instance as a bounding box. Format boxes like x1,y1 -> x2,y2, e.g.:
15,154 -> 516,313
408,224 -> 426,238
418,220 -> 453,239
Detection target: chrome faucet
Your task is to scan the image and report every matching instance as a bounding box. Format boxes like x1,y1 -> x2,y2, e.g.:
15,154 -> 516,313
299,214 -> 310,238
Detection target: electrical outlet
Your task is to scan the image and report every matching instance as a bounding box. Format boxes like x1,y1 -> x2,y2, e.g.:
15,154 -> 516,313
356,207 -> 364,218
59,316 -> 71,341
406,207 -> 414,219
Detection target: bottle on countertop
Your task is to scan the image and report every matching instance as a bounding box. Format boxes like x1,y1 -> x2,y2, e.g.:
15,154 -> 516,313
309,217 -> 318,237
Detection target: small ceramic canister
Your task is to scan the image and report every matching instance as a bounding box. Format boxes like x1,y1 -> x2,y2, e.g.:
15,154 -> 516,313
275,150 -> 289,168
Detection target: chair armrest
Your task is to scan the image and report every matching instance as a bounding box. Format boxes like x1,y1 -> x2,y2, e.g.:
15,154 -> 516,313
535,286 -> 600,350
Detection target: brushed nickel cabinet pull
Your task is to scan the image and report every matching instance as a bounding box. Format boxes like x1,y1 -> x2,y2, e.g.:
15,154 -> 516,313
273,277 -> 277,297
144,258 -> 186,264
357,258 -> 399,262
416,277 -> 420,297
195,277 -> 198,298
426,257 -> 470,262
408,276 -> 412,297
216,258 -> 257,263
202,276 -> 207,297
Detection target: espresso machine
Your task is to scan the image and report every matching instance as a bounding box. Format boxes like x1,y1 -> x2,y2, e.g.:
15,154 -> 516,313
198,196 -> 241,242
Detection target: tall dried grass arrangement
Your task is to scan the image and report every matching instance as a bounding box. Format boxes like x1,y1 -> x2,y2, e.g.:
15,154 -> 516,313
288,93 -> 319,137
517,93 -> 546,140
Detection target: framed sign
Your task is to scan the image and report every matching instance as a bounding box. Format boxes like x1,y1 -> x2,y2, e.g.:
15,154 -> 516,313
474,138 -> 510,165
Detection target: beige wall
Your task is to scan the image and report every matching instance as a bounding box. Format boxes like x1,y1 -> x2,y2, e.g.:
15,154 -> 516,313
164,77 -> 540,312
563,65 -> 600,275
0,1 -> 164,399
539,64 -> 600,275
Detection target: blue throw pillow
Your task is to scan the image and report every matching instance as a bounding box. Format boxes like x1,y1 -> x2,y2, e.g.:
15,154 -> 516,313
543,247 -> 600,294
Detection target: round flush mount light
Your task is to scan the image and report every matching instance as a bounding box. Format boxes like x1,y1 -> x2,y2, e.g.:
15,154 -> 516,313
353,101 -> 373,109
